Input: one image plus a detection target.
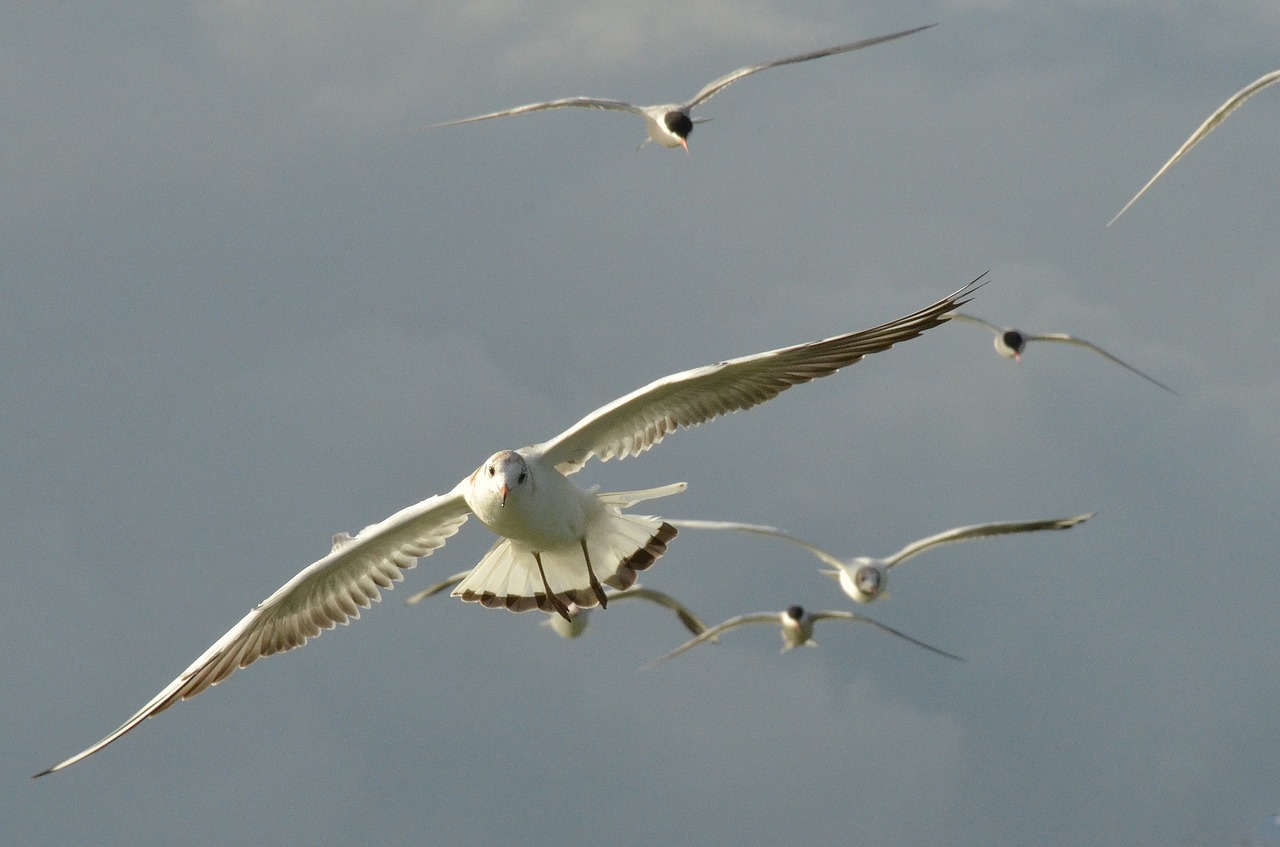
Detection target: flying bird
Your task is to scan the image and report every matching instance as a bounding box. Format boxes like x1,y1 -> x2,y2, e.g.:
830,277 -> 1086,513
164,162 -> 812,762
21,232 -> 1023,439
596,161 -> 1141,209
425,24 -> 934,151
947,313 -> 1175,394
36,276 -> 981,776
671,514 -> 1092,603
1109,69 -> 1280,225
406,572 -> 710,639
645,605 -> 962,667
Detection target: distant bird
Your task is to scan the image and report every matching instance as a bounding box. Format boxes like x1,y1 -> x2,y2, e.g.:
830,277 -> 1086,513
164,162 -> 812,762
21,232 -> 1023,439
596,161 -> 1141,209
670,513 -> 1092,603
1109,69 -> 1280,225
406,572 -> 709,639
947,313 -> 1175,394
35,277 -> 980,777
646,605 -> 962,667
426,24 -> 933,151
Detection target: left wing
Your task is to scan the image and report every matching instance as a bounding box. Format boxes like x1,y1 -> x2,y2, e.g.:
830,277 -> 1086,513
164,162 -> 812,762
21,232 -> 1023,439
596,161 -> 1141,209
1030,333 -> 1175,394
684,24 -> 936,109
534,275 -> 983,474
669,518 -> 847,570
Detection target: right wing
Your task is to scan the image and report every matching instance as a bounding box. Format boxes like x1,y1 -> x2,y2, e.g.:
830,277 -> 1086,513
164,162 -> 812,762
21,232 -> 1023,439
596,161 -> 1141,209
426,97 -> 646,129
643,612 -> 779,668
36,484 -> 472,777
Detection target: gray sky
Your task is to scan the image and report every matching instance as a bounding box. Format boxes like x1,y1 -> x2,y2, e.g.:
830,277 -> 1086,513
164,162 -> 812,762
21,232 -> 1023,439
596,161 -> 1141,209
8,3 -> 1280,845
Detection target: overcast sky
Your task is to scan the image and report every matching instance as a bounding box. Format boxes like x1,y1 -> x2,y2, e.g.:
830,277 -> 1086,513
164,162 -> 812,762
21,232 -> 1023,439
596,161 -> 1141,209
8,3 -> 1280,846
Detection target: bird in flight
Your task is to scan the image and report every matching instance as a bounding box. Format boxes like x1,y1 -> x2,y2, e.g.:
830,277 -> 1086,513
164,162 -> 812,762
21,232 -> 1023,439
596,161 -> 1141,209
671,514 -> 1091,603
645,604 -> 962,667
1109,69 -> 1280,225
425,24 -> 934,151
36,275 -> 981,776
406,572 -> 710,640
947,313 -> 1175,394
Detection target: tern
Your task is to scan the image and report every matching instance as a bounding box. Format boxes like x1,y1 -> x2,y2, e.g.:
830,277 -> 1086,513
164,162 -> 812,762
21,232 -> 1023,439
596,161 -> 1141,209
1109,69 -> 1280,225
671,514 -> 1092,603
36,275 -> 981,776
426,24 -> 934,151
405,572 -> 710,639
645,605 -> 962,667
948,313 -> 1175,394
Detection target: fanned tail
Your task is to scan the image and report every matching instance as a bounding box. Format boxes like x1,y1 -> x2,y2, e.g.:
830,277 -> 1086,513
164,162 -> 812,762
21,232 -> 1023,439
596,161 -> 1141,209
452,484 -> 684,613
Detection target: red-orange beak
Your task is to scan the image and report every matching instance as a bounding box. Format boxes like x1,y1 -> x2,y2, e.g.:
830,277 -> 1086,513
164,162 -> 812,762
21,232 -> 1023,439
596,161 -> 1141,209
500,483 -> 510,506
679,138 -> 689,154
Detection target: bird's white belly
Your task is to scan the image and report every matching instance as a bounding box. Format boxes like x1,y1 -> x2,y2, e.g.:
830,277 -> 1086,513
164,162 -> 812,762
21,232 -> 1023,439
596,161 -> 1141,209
469,470 -> 594,550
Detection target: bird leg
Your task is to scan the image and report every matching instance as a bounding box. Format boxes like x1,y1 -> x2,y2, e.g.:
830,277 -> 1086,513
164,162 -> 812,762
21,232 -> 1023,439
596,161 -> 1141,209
580,538 -> 608,608
533,551 -> 573,621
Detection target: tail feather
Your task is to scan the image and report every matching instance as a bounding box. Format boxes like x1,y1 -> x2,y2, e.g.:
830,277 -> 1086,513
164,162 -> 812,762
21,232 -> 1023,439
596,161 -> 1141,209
452,515 -> 678,613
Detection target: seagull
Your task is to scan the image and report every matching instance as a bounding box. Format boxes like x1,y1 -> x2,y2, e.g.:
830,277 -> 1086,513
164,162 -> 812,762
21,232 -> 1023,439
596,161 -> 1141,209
947,313 -> 1175,394
35,276 -> 981,776
670,514 -> 1092,603
1109,69 -> 1280,225
405,572 -> 710,639
425,24 -> 934,151
645,604 -> 962,667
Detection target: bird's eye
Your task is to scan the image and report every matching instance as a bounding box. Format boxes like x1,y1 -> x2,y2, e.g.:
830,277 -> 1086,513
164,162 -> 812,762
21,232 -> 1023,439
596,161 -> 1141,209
518,471 -> 527,484
487,466 -> 494,477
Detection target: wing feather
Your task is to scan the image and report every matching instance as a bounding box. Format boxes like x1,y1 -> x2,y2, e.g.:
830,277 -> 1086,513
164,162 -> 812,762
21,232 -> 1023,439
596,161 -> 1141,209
644,612 -> 781,667
684,24 -> 935,108
35,484 -> 472,777
885,514 -> 1094,567
1108,69 -> 1280,225
669,518 -> 849,570
535,276 -> 983,474
427,97 -> 646,129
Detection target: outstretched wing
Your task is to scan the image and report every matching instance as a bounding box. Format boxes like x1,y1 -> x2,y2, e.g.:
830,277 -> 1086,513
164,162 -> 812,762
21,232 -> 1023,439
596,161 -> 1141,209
426,97 -> 646,129
404,570 -> 471,606
684,24 -> 935,109
36,484 -> 472,777
1108,69 -> 1280,225
946,312 -> 1002,335
533,275 -> 983,474
1029,333 -> 1176,394
611,585 -> 711,635
884,514 -> 1094,568
644,612 -> 781,668
811,611 -> 963,661
669,518 -> 848,570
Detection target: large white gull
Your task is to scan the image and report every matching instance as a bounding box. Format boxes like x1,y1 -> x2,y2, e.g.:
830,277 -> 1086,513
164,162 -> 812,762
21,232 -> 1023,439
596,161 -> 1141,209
35,276 -> 980,776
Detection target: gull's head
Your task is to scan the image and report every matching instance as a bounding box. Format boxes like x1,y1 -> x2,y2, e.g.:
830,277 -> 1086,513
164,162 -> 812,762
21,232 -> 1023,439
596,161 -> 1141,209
841,560 -> 886,603
996,330 -> 1025,363
474,450 -> 531,507
663,110 -> 693,152
783,605 -> 806,626
543,604 -> 589,639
